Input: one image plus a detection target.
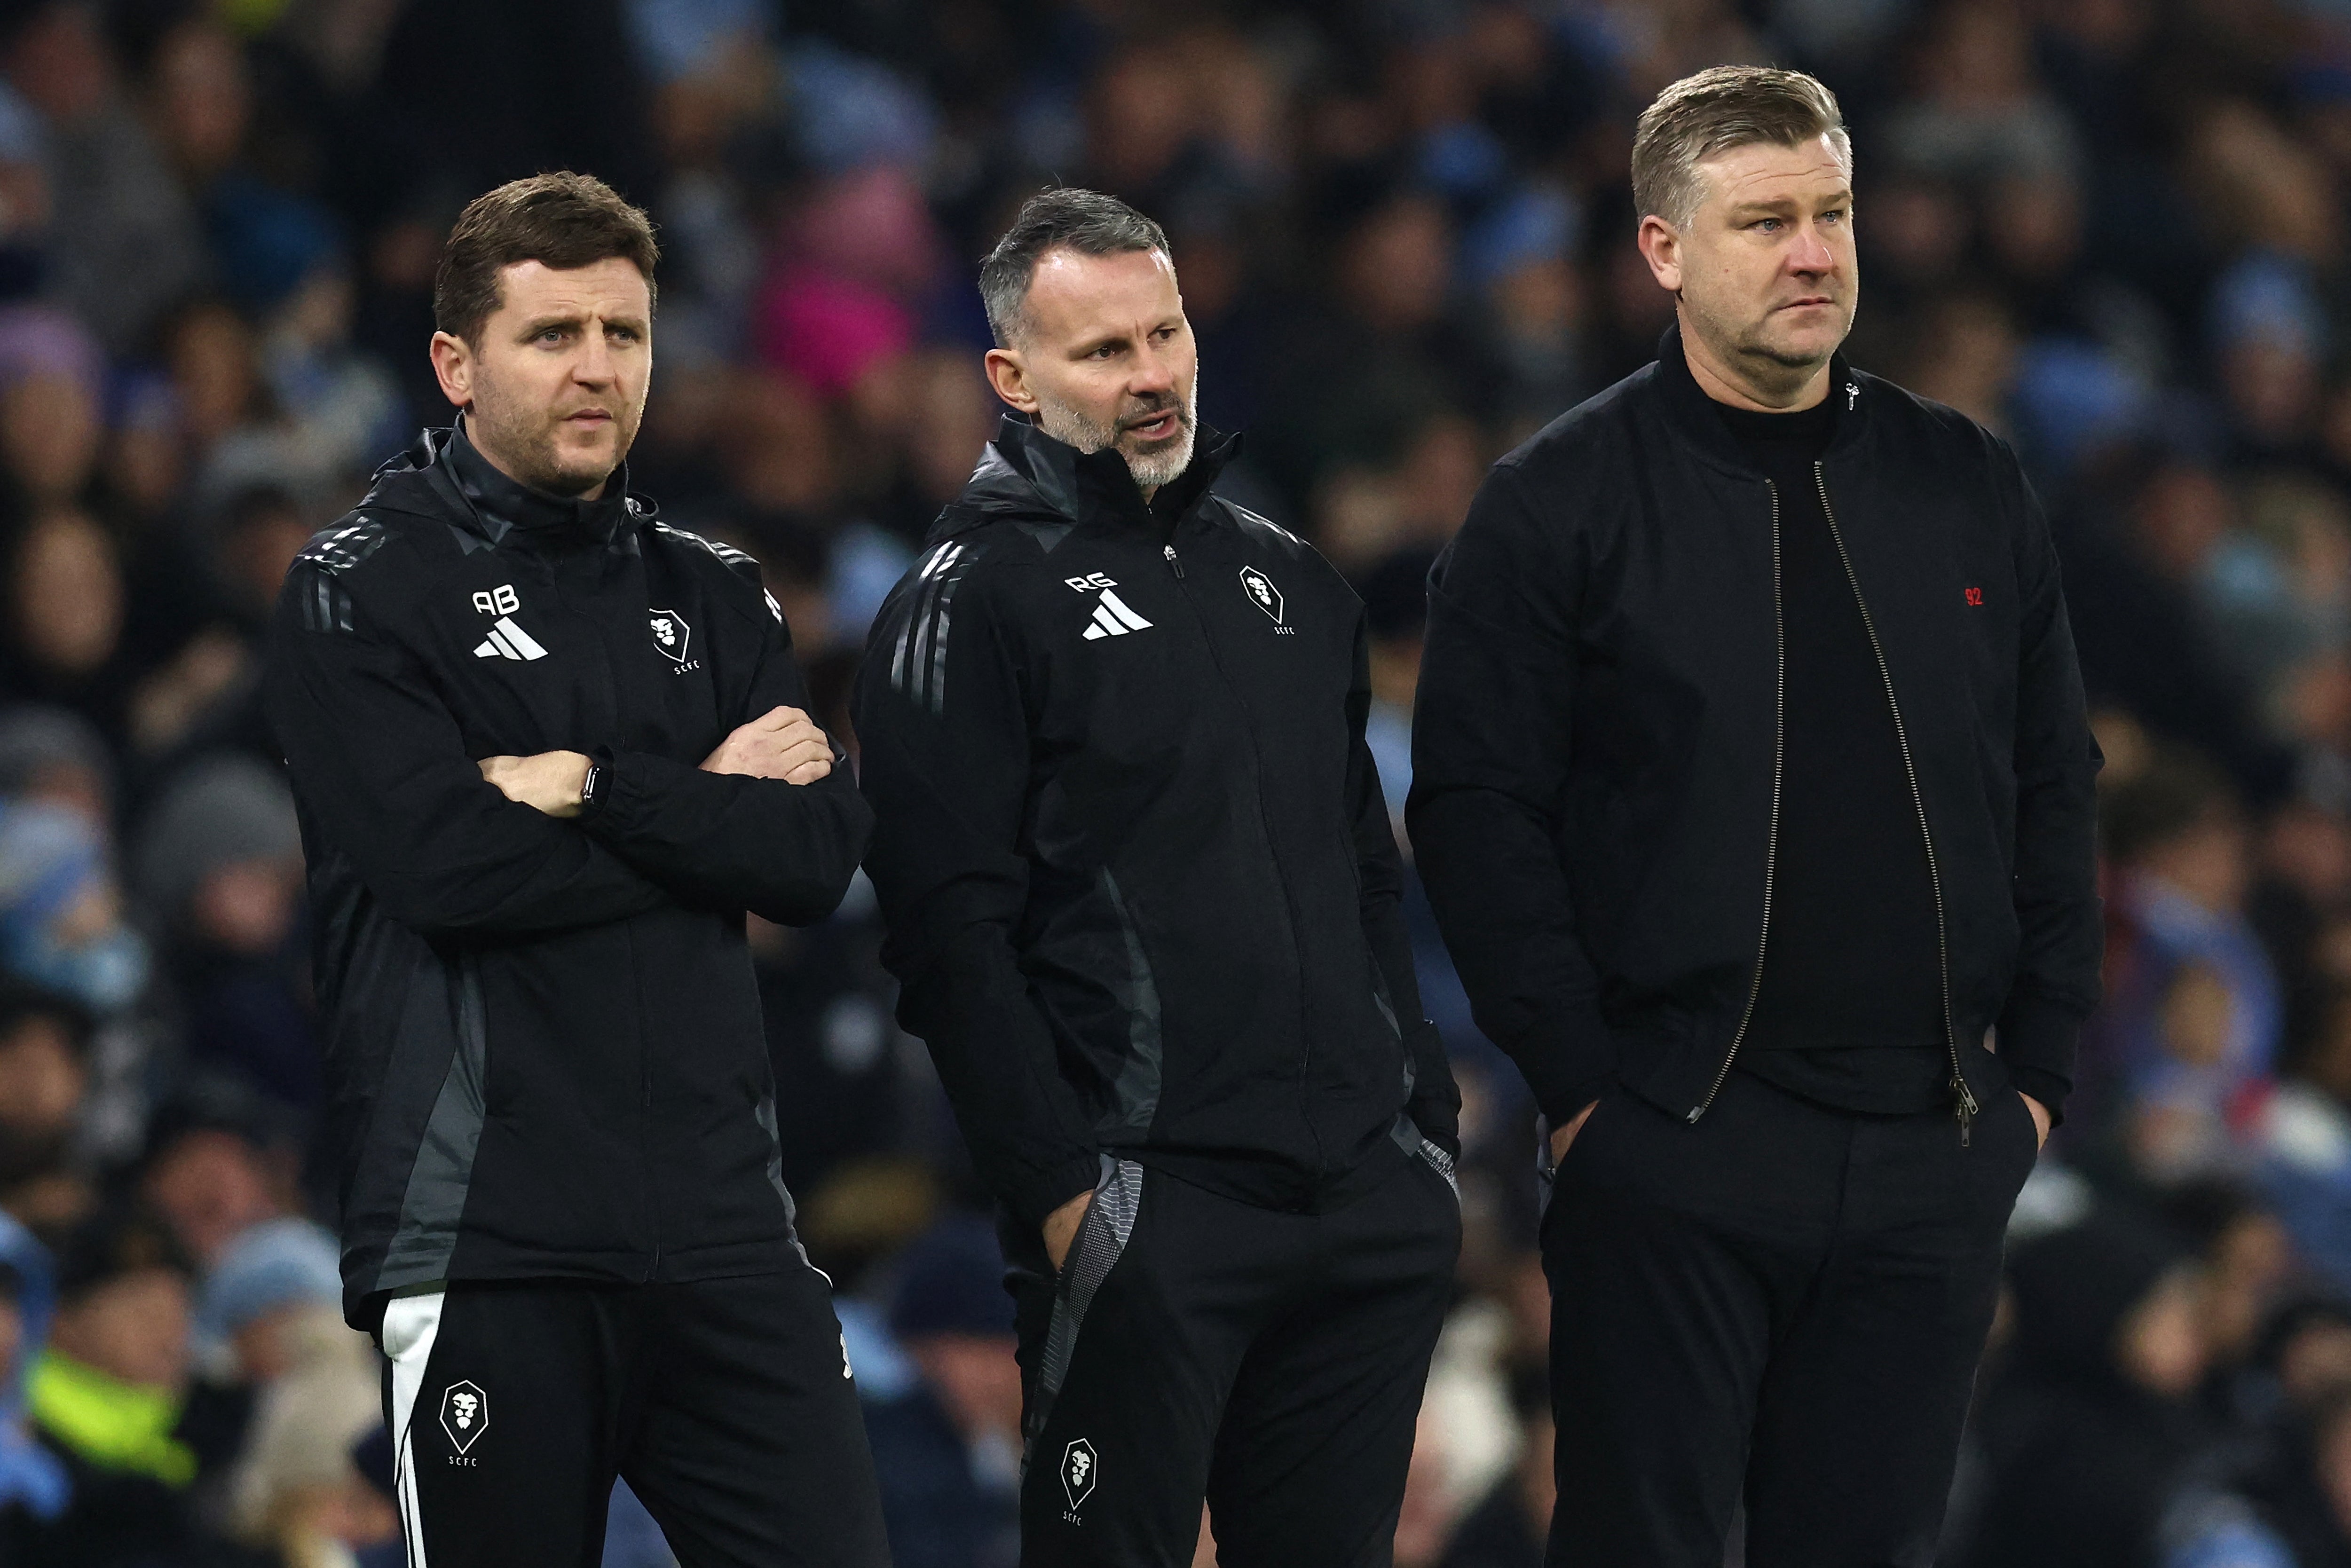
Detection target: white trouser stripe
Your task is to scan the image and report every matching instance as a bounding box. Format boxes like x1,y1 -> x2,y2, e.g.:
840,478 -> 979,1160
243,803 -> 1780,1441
382,1290 -> 447,1567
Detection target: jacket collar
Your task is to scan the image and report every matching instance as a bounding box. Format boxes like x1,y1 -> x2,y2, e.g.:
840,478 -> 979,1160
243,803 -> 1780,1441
1652,319 -> 1867,475
419,419 -> 645,548
977,413 -> 1238,534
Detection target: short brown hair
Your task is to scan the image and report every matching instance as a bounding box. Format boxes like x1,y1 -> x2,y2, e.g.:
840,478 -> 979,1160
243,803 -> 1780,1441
1631,66 -> 1850,231
433,172 -> 660,346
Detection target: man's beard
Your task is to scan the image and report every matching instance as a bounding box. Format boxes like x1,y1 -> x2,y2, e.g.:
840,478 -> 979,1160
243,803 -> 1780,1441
1033,367 -> 1199,490
467,380 -> 638,497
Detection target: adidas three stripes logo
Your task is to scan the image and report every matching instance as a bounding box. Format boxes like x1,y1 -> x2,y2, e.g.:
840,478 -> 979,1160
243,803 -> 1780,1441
473,616 -> 549,661
1081,590 -> 1153,640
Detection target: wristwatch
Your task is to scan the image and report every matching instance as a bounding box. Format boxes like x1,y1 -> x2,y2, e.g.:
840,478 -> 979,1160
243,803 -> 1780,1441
579,758 -> 607,812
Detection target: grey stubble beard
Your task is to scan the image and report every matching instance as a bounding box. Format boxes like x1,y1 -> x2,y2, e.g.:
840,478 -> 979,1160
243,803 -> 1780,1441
1032,363 -> 1200,491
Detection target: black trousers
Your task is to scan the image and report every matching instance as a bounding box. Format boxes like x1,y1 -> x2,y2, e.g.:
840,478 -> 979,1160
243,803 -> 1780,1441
1543,1070 -> 2038,1568
1008,1148 -> 1462,1568
377,1269 -> 891,1568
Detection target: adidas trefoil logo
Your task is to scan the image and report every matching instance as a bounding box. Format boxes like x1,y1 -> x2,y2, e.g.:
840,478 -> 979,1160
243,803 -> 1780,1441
1081,589 -> 1153,640
473,617 -> 549,661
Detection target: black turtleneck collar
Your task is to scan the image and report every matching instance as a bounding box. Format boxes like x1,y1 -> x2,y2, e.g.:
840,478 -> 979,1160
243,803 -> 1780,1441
989,413 -> 1238,535
1653,320 -> 1865,476
442,418 -> 639,547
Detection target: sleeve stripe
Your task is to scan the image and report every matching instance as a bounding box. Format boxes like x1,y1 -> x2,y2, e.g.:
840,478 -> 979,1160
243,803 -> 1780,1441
891,542 -> 977,714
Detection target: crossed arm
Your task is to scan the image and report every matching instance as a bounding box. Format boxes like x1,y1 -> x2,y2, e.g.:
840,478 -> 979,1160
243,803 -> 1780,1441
268,560 -> 869,937
478,705 -> 837,812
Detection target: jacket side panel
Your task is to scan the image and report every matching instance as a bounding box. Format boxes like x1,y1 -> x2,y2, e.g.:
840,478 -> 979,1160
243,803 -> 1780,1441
857,539 -> 1108,1231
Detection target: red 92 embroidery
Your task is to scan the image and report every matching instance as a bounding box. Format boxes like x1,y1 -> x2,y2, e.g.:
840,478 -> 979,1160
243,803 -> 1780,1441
1964,587 -> 1984,607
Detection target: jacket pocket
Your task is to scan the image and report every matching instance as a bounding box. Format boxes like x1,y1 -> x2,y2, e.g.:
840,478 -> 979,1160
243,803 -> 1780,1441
1029,1157 -> 1145,1442
1416,1136 -> 1460,1200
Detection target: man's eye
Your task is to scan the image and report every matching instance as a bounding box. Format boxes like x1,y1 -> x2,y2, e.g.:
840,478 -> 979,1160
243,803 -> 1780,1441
1754,219 -> 1782,233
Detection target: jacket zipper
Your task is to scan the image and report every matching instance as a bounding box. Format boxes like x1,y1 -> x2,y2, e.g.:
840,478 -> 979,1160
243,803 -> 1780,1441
1690,482 -> 1784,1123
1162,539 -> 1325,1173
1813,463 -> 1977,1146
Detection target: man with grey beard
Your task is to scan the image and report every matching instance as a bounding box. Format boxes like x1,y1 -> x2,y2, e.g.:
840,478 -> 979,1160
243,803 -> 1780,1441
854,188 -> 1463,1568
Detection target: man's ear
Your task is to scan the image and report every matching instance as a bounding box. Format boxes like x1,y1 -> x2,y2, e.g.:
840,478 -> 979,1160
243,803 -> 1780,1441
429,330 -> 474,411
1637,214 -> 1685,295
984,346 -> 1039,414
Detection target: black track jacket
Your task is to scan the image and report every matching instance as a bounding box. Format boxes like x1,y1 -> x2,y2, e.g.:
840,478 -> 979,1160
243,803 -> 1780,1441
268,426 -> 870,1326
1410,327 -> 2102,1133
855,417 -> 1459,1230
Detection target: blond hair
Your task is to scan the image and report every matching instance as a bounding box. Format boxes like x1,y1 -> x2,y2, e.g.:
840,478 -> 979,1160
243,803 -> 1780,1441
1632,65 -> 1851,230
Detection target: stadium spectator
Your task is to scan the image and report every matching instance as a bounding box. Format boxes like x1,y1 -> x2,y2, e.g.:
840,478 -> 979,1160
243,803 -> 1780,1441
18,1204 -> 205,1568
137,1080 -> 305,1272
0,1209 -> 67,1542
1957,1204 -> 2214,1568
862,1216 -> 1021,1568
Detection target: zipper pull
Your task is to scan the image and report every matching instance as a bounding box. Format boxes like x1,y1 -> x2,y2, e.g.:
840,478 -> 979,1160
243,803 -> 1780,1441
1952,1074 -> 1977,1148
1163,544 -> 1185,579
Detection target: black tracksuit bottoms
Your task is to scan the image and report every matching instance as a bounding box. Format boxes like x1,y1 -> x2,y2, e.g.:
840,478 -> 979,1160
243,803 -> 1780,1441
1007,1149 -> 1463,1568
1543,1069 -> 2039,1568
375,1268 -> 891,1568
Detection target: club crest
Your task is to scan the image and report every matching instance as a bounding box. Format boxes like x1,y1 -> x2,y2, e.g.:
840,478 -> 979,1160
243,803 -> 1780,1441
1061,1438 -> 1097,1511
649,608 -> 691,663
1238,566 -> 1284,624
439,1381 -> 488,1454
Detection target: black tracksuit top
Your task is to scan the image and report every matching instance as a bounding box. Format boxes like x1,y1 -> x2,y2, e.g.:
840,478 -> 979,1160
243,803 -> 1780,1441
854,416 -> 1460,1230
1409,327 -> 2104,1134
267,426 -> 872,1326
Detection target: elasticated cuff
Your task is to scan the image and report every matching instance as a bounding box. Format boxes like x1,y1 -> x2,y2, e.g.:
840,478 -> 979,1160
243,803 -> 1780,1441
1998,992 -> 2082,1126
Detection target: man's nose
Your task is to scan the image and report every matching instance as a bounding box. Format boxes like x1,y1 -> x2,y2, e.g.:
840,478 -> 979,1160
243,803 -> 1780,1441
575,330 -> 615,386
1788,223 -> 1836,276
1130,345 -> 1177,397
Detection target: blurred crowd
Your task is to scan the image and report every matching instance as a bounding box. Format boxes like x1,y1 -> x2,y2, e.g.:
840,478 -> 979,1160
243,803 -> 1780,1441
3,0 -> 2351,1564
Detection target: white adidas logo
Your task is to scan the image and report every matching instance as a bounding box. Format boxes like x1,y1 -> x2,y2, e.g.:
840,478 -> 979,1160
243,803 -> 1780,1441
1081,590 -> 1153,640
473,616 -> 549,661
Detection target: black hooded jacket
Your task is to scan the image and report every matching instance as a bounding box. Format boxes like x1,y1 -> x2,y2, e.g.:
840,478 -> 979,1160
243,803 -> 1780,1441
1410,326 -> 2103,1133
853,417 -> 1459,1230
267,425 -> 870,1325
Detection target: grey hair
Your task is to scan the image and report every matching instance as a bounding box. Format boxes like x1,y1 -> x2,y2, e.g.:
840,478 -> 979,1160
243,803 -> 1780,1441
979,187 -> 1171,348
1632,65 -> 1852,231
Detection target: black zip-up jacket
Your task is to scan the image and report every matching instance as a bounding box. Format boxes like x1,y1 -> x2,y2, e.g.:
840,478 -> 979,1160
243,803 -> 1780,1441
267,425 -> 870,1326
855,416 -> 1459,1230
1409,327 -> 2102,1135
